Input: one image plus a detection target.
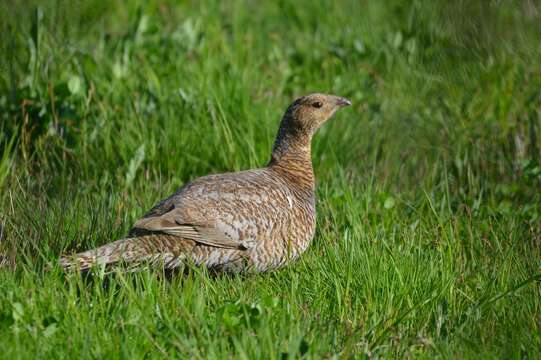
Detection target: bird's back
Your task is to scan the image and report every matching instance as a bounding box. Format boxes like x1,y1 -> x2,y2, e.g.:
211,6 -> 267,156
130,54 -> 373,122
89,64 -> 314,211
132,167 -> 316,272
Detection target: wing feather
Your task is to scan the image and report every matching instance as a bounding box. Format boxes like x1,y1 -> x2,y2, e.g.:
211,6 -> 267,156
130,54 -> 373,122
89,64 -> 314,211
132,211 -> 243,250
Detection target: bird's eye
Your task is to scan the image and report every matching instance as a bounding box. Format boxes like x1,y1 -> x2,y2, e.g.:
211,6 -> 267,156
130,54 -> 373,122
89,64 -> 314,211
312,101 -> 323,108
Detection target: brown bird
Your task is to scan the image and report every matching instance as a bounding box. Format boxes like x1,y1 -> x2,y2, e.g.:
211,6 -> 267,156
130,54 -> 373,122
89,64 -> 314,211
60,93 -> 351,272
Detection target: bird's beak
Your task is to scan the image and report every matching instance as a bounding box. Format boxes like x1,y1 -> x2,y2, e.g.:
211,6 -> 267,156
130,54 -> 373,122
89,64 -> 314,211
336,97 -> 352,107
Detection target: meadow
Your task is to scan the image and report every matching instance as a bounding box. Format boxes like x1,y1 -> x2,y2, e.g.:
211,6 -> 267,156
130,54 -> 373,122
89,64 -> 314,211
1,0 -> 540,358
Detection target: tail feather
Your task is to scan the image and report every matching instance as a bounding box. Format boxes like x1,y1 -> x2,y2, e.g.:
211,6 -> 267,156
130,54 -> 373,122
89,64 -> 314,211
60,234 -> 195,271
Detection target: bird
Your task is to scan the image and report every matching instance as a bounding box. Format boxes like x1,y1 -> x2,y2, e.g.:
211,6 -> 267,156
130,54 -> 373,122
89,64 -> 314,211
60,93 -> 351,273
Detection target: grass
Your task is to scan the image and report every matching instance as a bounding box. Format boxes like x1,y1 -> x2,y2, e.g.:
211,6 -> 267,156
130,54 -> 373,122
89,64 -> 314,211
1,0 -> 540,358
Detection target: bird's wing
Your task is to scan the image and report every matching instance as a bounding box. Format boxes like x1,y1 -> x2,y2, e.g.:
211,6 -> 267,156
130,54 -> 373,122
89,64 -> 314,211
132,209 -> 244,250
130,169 -> 286,250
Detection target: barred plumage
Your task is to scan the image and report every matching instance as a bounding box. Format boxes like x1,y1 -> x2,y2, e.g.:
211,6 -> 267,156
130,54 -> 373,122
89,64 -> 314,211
60,93 -> 351,273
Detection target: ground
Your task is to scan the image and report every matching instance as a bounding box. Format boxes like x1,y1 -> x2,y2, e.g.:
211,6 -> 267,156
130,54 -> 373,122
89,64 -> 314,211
0,0 -> 540,358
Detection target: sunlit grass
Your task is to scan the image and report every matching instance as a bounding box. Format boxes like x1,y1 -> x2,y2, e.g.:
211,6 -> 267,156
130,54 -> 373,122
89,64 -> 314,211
0,0 -> 540,358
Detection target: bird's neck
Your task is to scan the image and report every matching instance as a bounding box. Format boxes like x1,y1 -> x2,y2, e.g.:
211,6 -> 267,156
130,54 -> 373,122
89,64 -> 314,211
268,122 -> 315,191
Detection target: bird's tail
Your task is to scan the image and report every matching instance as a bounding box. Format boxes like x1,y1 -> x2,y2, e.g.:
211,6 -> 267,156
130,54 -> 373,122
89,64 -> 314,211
60,234 -> 193,271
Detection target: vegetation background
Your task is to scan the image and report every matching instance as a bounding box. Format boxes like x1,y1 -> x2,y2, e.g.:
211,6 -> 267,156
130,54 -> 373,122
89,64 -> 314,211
1,0 -> 540,358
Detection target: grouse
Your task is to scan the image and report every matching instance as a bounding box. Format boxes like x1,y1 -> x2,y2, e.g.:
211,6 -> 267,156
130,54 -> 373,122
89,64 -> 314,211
61,93 -> 351,272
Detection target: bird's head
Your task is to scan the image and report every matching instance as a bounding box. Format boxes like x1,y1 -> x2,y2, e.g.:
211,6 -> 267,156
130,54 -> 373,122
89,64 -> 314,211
283,93 -> 351,136
271,93 -> 351,163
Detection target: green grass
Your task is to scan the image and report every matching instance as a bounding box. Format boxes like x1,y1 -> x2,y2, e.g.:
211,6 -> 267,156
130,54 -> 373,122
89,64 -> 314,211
1,0 -> 541,358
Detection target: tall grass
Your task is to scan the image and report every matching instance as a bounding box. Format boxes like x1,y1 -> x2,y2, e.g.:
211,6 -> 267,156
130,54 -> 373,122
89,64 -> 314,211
1,0 -> 540,358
